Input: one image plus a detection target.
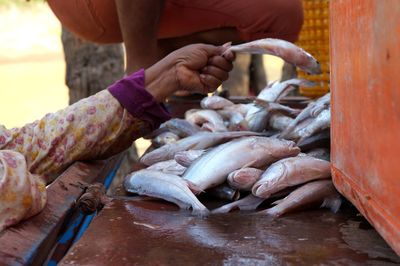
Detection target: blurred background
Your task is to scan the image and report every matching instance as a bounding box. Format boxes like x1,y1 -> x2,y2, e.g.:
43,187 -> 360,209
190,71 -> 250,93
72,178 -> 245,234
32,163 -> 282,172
0,0 -> 284,154
0,0 -> 68,128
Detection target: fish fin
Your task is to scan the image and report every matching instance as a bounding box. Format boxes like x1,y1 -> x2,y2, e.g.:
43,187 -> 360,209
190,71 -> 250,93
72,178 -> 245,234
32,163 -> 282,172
212,203 -> 236,214
321,195 -> 342,213
191,207 -> 210,217
254,98 -> 271,109
297,136 -> 308,145
187,181 -> 204,195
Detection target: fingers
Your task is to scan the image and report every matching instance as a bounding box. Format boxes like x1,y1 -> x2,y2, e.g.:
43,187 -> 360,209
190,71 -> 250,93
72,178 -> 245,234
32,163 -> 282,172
200,74 -> 223,93
201,65 -> 229,82
208,55 -> 234,72
198,44 -> 226,57
222,50 -> 235,61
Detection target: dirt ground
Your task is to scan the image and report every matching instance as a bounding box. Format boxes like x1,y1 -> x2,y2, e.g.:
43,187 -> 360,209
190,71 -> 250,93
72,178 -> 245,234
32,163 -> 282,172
0,2 -> 283,156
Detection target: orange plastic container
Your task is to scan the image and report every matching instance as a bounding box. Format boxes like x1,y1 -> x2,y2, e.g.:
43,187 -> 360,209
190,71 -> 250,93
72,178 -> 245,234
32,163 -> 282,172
330,0 -> 400,255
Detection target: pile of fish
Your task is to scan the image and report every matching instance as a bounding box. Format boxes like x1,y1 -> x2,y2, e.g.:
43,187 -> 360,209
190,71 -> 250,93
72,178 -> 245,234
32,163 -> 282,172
123,38 -> 341,217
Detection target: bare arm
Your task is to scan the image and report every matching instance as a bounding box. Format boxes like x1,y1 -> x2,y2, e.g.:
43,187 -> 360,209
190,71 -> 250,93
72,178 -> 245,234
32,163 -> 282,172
115,0 -> 164,73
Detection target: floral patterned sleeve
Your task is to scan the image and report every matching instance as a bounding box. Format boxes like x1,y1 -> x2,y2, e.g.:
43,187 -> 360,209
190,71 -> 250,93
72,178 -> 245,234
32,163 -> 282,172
0,69 -> 171,231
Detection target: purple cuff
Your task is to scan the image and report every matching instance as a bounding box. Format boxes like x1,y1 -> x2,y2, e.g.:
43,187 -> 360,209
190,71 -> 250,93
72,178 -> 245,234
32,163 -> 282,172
108,69 -> 171,130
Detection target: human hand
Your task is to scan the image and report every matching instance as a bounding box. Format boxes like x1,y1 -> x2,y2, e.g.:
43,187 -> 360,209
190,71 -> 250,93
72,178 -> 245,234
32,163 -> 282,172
145,44 -> 235,101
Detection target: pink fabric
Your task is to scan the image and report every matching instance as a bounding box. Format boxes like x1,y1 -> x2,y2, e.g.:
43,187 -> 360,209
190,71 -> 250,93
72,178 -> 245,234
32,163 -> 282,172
0,70 -> 169,232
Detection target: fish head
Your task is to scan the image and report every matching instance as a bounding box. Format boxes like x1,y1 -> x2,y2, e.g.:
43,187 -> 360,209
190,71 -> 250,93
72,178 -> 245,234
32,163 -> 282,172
258,138 -> 300,158
251,162 -> 288,198
301,52 -> 322,75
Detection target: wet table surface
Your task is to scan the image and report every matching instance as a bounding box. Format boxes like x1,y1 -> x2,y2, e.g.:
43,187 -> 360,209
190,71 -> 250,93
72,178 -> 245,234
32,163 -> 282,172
60,198 -> 400,266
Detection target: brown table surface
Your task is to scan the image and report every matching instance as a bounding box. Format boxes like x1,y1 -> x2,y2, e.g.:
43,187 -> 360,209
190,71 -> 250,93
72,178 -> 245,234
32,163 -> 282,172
60,197 -> 400,266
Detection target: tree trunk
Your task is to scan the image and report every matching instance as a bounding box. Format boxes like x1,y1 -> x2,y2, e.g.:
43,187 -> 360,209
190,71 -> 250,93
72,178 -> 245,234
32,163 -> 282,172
61,27 -> 124,104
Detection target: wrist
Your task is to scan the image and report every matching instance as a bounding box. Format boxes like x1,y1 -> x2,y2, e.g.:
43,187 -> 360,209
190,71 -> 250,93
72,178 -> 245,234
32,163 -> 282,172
145,57 -> 177,102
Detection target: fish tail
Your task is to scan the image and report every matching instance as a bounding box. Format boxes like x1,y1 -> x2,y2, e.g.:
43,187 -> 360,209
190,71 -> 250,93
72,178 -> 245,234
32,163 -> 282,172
186,181 -> 204,195
321,195 -> 342,213
192,207 -> 210,217
256,208 -> 280,217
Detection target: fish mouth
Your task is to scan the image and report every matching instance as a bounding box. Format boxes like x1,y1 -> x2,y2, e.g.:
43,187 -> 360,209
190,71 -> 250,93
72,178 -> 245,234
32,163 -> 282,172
253,185 -> 271,199
311,61 -> 322,75
252,182 -> 268,198
287,141 -> 301,154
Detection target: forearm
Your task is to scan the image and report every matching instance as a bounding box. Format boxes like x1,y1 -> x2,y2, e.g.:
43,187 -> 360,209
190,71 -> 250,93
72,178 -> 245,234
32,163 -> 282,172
115,0 -> 164,73
1,71 -> 171,182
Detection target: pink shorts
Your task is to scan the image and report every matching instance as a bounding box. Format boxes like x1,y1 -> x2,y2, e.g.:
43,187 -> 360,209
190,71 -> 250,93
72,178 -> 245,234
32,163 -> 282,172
48,0 -> 303,43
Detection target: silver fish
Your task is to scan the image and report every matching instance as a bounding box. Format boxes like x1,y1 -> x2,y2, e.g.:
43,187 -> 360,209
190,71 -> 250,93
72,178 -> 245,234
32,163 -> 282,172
185,109 -> 227,132
257,79 -> 315,103
255,101 -> 301,118
163,118 -> 202,137
297,108 -> 331,143
245,100 -> 300,133
226,38 -> 321,74
280,117 -> 314,141
174,149 -> 206,167
152,132 -> 180,147
200,95 -> 234,110
258,180 -> 341,217
252,155 -> 331,198
147,159 -> 187,176
268,113 -> 294,132
218,109 -> 249,131
245,104 -> 269,132
223,103 -> 252,117
141,131 -> 264,165
145,118 -> 201,139
124,169 -> 209,216
227,167 -> 264,191
183,137 -> 300,191
212,188 -> 297,214
212,195 -> 266,214
280,93 -> 330,139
